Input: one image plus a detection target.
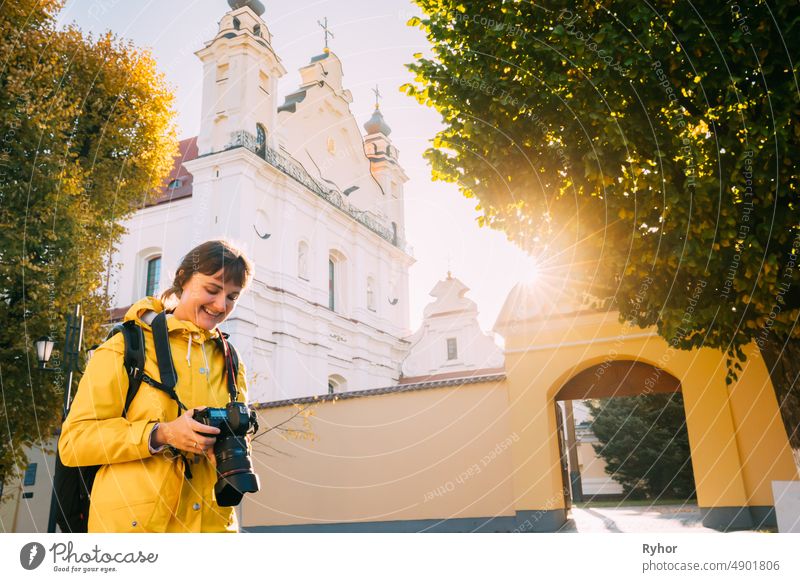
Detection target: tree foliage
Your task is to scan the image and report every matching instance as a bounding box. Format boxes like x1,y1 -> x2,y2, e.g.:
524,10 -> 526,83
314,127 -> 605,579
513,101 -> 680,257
0,0 -> 176,487
403,0 -> 800,444
587,394 -> 695,499
403,3 -> 798,356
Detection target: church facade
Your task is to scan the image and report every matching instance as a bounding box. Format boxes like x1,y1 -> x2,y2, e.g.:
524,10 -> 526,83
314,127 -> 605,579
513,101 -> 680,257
105,2 -> 498,403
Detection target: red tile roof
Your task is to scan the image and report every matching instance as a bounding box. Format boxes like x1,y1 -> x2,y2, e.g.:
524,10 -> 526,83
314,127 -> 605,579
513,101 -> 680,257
108,304 -> 131,323
146,136 -> 198,207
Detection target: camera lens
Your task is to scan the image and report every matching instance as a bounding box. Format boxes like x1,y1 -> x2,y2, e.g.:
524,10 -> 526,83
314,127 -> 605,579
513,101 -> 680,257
215,472 -> 261,507
213,435 -> 260,507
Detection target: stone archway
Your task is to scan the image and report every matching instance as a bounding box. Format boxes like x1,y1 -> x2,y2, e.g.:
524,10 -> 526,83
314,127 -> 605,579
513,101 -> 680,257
494,293 -> 798,532
553,360 -> 691,509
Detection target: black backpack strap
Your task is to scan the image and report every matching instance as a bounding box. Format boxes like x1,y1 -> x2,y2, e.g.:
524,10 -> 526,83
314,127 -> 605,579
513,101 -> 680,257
214,332 -> 240,402
101,321 -> 145,418
120,321 -> 145,417
146,311 -> 187,415
151,312 -> 178,389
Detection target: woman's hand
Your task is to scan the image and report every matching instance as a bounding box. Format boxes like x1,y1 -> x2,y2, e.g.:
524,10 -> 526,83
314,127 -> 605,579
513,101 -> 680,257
151,407 -> 220,455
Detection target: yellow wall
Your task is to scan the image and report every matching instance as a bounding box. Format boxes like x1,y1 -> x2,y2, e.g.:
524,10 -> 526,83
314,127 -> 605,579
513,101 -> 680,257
577,442 -> 610,481
243,380 -> 517,528
727,344 -> 799,505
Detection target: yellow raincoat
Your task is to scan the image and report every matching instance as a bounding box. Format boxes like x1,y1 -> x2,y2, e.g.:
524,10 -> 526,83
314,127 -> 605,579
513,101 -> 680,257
59,297 -> 248,533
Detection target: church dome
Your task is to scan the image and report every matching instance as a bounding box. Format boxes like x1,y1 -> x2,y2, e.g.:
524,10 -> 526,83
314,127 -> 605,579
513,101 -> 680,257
364,107 -> 392,136
227,0 -> 265,16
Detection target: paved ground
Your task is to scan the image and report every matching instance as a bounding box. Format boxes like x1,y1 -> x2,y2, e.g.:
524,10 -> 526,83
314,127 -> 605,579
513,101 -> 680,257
557,504 -> 719,533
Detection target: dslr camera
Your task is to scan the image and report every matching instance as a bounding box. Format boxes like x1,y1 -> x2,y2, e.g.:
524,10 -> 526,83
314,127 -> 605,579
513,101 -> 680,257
193,402 -> 260,506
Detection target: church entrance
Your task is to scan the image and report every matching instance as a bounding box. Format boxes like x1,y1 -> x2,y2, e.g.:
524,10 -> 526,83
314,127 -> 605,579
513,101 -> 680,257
553,361 -> 696,512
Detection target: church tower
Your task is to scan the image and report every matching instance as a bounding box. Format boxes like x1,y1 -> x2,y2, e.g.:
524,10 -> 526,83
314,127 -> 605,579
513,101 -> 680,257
363,100 -> 409,244
195,0 -> 286,155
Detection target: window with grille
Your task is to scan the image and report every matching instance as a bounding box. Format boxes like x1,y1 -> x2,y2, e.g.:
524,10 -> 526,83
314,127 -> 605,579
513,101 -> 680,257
146,256 -> 161,297
23,463 -> 37,487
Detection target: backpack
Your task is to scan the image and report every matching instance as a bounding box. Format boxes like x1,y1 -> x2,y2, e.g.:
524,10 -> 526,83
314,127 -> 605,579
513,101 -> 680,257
51,312 -> 239,533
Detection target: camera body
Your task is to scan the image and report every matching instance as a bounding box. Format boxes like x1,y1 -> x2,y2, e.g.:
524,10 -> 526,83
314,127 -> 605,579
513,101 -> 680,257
192,402 -> 260,507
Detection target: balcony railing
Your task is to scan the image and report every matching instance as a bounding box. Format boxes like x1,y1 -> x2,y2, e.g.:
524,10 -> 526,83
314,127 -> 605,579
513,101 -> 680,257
224,130 -> 413,255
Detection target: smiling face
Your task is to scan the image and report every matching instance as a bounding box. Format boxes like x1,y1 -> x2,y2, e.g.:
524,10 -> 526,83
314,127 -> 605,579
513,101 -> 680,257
171,269 -> 242,331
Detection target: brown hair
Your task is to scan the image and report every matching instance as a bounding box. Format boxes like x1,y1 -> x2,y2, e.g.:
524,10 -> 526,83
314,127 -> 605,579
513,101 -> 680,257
160,239 -> 254,307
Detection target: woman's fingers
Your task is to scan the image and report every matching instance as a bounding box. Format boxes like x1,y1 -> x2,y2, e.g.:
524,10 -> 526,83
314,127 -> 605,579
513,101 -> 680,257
189,418 -> 221,435
165,408 -> 220,454
194,434 -> 217,451
188,408 -> 222,434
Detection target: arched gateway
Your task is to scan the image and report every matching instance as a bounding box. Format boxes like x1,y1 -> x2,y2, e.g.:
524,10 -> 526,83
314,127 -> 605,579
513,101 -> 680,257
494,283 -> 798,531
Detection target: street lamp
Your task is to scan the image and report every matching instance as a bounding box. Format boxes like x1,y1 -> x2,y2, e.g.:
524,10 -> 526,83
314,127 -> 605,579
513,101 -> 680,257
36,305 -> 86,533
35,336 -> 55,369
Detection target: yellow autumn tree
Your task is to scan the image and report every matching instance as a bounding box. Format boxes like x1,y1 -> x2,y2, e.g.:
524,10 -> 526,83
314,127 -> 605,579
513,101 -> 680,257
0,0 -> 177,485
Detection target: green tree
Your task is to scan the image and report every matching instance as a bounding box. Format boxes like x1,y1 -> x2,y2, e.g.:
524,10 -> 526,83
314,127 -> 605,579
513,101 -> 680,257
403,1 -> 800,443
587,394 -> 695,499
0,0 -> 176,488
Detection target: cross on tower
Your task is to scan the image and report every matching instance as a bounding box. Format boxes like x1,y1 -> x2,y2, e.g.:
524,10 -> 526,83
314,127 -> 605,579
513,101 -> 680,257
317,17 -> 334,50
371,84 -> 382,109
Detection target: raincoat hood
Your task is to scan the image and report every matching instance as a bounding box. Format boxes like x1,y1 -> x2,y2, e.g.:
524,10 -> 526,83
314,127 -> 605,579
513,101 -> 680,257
124,296 -> 222,342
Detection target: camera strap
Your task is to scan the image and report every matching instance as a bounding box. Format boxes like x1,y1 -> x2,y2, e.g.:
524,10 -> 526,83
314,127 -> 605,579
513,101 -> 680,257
214,332 -> 240,403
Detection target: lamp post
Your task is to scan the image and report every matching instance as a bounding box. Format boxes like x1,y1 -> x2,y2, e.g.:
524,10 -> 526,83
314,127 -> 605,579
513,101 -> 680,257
36,304 -> 85,533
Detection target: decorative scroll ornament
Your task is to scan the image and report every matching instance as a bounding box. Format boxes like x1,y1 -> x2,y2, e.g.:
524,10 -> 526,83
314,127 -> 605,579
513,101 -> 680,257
253,224 -> 271,240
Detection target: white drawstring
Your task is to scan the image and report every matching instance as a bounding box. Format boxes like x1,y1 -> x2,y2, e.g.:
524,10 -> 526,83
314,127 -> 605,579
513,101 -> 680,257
201,341 -> 210,380
186,332 -> 211,381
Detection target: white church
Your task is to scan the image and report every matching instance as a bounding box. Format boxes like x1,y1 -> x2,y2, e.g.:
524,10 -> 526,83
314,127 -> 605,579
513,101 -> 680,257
108,0 -> 503,404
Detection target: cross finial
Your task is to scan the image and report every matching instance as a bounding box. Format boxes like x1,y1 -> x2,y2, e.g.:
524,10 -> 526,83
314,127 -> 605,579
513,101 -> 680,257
317,17 -> 334,51
371,84 -> 382,109
446,253 -> 453,279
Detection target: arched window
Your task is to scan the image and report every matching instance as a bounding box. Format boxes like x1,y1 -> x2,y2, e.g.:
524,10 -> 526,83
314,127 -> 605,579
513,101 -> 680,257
256,123 -> 266,157
145,256 -> 161,297
233,16 -> 241,30
328,250 -> 347,313
328,258 -> 335,311
391,222 -> 398,245
298,241 -> 309,280
328,374 -> 346,394
253,23 -> 261,36
366,276 -> 376,311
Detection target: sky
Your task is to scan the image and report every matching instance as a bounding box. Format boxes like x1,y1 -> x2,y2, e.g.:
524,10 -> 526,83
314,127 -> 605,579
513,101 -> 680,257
56,0 -> 537,333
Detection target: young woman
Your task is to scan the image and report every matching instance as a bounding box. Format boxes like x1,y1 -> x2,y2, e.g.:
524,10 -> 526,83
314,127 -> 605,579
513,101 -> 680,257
59,239 -> 254,532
